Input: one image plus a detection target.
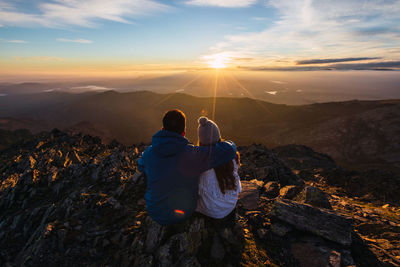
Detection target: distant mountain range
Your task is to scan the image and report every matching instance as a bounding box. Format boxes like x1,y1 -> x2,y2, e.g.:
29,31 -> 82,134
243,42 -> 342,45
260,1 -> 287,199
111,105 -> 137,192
2,70 -> 400,105
0,90 -> 399,173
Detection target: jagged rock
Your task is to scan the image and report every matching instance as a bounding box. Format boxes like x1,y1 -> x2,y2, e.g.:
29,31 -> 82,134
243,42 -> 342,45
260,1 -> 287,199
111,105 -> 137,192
351,233 -> 383,267
290,236 -> 342,267
0,131 -> 389,266
210,233 -> 225,261
134,254 -> 153,266
340,249 -> 355,266
279,185 -> 301,200
219,225 -> 244,248
0,128 -> 32,151
156,233 -> 187,266
145,218 -> 165,252
294,186 -> 332,210
179,256 -> 201,267
238,145 -> 304,186
270,222 -> 292,237
238,181 -> 259,210
249,179 -> 264,188
152,217 -> 208,266
264,181 -> 280,198
273,145 -> 337,171
270,199 -> 353,246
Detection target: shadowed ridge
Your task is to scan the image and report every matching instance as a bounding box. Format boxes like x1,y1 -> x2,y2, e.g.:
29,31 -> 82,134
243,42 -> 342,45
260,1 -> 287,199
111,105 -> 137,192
0,131 -> 397,266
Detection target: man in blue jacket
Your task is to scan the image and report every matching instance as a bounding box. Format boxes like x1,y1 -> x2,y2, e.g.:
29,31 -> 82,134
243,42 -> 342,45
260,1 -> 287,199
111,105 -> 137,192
138,109 -> 237,225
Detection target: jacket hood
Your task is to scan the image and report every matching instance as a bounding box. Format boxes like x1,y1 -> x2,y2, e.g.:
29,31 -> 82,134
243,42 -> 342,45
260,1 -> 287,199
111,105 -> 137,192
151,130 -> 189,156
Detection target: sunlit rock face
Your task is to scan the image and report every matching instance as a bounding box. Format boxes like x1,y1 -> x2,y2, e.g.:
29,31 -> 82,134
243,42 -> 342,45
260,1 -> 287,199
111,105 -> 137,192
0,130 -> 399,266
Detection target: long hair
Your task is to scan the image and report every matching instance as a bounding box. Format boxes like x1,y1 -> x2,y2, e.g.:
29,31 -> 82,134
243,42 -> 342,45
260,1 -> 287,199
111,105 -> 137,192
214,151 -> 240,194
199,138 -> 240,194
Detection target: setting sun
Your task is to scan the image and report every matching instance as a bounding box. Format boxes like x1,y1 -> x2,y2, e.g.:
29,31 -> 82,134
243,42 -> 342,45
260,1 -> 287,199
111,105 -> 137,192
209,59 -> 226,69
204,53 -> 230,69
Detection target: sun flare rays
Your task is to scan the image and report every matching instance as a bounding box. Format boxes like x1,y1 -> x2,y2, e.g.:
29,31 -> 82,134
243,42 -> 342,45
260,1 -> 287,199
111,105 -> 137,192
151,68 -> 273,120
204,53 -> 231,69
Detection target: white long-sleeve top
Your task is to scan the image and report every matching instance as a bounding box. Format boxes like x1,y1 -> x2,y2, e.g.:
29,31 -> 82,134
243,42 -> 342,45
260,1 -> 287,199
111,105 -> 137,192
196,159 -> 242,219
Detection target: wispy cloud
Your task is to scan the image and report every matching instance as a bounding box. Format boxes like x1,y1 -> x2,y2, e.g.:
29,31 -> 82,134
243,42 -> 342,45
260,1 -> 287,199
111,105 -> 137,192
252,17 -> 266,21
70,85 -> 113,91
57,38 -> 92,44
0,38 -> 27,43
15,56 -> 64,61
296,57 -> 381,65
271,80 -> 287,84
185,0 -> 257,8
205,0 -> 400,68
0,0 -> 169,28
265,90 -> 277,95
330,61 -> 400,70
241,60 -> 400,71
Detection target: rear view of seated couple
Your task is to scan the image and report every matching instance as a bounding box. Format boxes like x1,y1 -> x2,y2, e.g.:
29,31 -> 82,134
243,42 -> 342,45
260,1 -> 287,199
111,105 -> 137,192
138,109 -> 241,225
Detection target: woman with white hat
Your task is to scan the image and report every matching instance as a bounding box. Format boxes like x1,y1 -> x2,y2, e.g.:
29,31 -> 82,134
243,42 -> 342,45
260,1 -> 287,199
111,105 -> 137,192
196,116 -> 242,219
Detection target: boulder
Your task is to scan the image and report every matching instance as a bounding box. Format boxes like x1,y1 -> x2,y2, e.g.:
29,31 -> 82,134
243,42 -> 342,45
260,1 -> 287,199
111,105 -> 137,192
238,181 -> 259,210
238,145 -> 304,186
210,233 -> 225,261
0,131 -> 386,266
264,181 -> 280,198
145,218 -> 165,252
294,186 -> 332,210
270,222 -> 292,237
270,199 -> 353,246
290,236 -> 342,267
279,185 -> 301,200
249,179 -> 264,188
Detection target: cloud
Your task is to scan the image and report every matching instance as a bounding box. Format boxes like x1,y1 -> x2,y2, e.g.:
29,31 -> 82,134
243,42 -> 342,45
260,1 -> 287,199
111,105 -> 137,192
205,0 -> 400,68
0,0 -> 169,28
185,0 -> 257,8
70,85 -> 113,91
241,60 -> 400,71
0,38 -> 27,43
265,91 -> 277,95
330,61 -> 400,70
57,38 -> 92,44
232,57 -> 254,61
296,57 -> 381,65
252,17 -> 266,21
15,56 -> 64,61
271,80 -> 287,84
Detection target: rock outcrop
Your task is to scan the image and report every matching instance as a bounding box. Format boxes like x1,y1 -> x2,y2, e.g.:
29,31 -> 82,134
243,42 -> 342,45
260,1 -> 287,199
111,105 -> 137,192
294,186 -> 333,210
270,199 -> 352,245
0,130 -> 398,266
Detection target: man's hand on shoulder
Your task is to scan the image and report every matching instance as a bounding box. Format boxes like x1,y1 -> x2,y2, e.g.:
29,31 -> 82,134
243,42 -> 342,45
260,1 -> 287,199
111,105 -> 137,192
217,140 -> 237,153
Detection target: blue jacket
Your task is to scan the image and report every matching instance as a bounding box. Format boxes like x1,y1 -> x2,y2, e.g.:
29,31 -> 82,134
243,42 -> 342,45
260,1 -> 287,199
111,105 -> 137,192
138,130 -> 237,225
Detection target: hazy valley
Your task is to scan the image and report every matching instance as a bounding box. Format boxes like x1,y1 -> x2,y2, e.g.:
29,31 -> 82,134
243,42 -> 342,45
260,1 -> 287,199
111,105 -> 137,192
1,89 -> 399,174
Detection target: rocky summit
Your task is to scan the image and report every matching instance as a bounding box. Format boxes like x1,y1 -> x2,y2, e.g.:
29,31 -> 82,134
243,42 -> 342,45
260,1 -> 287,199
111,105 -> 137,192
0,130 -> 399,266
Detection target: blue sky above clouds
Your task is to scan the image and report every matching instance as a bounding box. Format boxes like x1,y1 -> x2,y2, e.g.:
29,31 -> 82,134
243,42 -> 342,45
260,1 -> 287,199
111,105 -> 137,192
0,0 -> 399,73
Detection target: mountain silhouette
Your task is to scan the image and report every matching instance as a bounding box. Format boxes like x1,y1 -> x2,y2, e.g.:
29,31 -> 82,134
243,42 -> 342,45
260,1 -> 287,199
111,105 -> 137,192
1,91 -> 399,173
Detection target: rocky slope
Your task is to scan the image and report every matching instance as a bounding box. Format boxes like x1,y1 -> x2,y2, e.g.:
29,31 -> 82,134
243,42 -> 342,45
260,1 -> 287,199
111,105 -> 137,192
0,130 -> 399,266
0,128 -> 32,151
270,103 -> 400,173
1,91 -> 399,174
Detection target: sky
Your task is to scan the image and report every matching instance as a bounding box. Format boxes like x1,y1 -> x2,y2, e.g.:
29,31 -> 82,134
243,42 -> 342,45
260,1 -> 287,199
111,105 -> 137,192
0,0 -> 400,78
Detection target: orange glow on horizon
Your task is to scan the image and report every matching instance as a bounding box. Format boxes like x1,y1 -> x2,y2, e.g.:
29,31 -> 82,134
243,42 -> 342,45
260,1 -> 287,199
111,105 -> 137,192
204,54 -> 231,69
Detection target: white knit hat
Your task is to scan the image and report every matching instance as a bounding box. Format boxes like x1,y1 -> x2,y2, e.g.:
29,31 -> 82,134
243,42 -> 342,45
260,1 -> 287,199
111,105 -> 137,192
198,116 -> 221,145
